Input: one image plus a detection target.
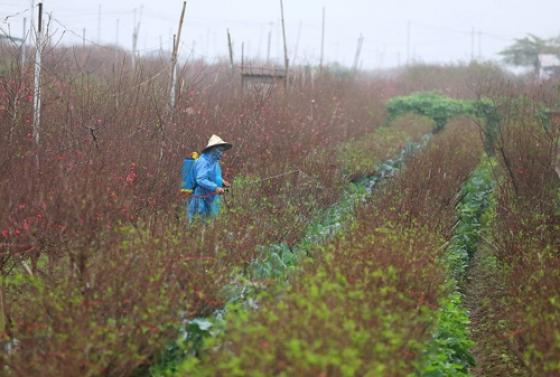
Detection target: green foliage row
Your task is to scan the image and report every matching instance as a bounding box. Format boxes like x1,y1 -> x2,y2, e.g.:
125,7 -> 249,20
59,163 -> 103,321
386,93 -> 472,133
416,159 -> 495,377
445,159 -> 495,281
385,92 -> 500,153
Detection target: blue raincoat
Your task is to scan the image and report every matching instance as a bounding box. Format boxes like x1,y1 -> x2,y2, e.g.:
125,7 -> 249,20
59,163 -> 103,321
211,163 -> 223,216
187,149 -> 224,221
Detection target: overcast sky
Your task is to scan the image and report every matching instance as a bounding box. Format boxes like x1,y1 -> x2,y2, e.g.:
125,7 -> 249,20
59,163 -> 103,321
2,0 -> 560,69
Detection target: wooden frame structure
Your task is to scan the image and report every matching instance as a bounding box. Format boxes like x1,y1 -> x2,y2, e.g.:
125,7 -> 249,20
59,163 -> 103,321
240,65 -> 287,95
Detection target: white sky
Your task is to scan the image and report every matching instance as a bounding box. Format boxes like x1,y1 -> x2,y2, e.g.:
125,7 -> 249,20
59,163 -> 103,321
1,0 -> 560,69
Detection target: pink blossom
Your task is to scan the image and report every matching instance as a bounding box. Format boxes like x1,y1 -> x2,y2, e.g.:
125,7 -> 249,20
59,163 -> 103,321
126,163 -> 138,184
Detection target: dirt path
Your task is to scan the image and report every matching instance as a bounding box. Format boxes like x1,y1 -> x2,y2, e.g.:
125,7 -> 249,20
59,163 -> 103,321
463,240 -> 528,377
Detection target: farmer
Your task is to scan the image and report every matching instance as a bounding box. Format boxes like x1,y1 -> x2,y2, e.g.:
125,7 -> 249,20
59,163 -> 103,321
187,135 -> 232,221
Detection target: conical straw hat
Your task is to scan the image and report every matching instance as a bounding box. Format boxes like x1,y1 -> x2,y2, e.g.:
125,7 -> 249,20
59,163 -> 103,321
201,134 -> 232,153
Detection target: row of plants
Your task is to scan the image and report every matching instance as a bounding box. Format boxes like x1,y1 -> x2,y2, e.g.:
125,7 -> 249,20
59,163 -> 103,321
465,106 -> 560,376
144,121 -> 434,377
0,90 -> 429,377
417,159 -> 495,376
166,121 -> 483,376
385,92 -> 501,153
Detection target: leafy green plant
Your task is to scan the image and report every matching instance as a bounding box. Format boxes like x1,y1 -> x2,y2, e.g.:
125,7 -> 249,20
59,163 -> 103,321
386,92 -> 473,133
446,160 -> 495,280
418,293 -> 475,377
385,92 -> 501,154
417,159 -> 495,377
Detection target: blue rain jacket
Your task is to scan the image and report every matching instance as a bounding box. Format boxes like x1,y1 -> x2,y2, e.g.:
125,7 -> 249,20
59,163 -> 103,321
187,151 -> 223,221
211,163 -> 223,216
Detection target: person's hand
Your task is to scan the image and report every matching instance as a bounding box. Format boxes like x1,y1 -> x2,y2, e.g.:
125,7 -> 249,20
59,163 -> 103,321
179,189 -> 191,199
215,187 -> 226,195
222,179 -> 231,188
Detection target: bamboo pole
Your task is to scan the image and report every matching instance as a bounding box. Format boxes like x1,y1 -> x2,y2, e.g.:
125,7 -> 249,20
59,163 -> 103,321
279,0 -> 289,89
169,1 -> 187,111
32,2 -> 43,145
227,28 -> 234,72
320,7 -> 325,70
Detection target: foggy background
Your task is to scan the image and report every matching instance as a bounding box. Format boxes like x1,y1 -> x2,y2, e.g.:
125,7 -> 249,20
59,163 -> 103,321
1,0 -> 560,70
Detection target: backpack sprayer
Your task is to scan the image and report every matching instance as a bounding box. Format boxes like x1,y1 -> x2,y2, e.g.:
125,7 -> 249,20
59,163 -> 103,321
180,152 -> 199,197
180,151 -> 229,198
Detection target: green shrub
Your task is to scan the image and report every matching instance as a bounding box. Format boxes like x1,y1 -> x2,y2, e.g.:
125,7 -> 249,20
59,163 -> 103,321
386,92 -> 474,133
385,92 -> 501,154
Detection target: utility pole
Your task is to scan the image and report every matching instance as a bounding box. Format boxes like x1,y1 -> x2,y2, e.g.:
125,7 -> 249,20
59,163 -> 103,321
97,4 -> 101,44
132,9 -> 138,69
241,41 -> 245,69
470,27 -> 475,62
13,17 -> 28,125
406,20 -> 411,65
169,1 -> 187,112
353,34 -> 364,72
82,28 -> 86,47
279,0 -> 289,87
241,41 -> 245,93
205,28 -> 210,58
266,26 -> 272,64
478,30 -> 482,60
227,29 -> 234,71
115,18 -> 120,46
28,0 -> 35,78
20,17 -> 27,69
131,7 -> 143,70
30,0 -> 35,40
320,6 -> 325,70
190,41 -> 196,58
292,20 -> 302,67
32,2 -> 43,145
